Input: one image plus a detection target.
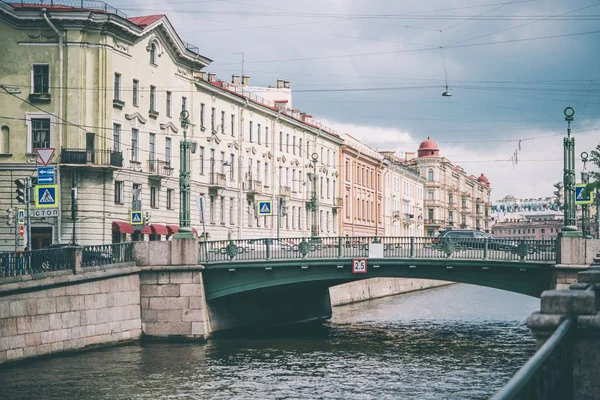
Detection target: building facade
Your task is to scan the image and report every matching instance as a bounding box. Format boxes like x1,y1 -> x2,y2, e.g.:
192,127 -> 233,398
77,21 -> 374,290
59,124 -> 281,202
0,3 -> 342,249
410,138 -> 492,236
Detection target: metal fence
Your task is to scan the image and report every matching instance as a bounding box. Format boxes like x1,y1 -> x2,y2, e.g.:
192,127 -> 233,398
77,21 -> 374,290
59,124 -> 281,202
198,236 -> 557,264
492,317 -> 575,399
9,0 -> 127,18
0,247 -> 73,278
81,243 -> 133,268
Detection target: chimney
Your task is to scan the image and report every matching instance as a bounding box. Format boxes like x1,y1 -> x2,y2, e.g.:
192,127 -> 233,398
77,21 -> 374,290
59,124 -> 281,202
241,75 -> 250,86
197,71 -> 207,80
274,100 -> 287,112
232,75 -> 241,85
208,73 -> 216,83
283,80 -> 290,89
276,79 -> 284,89
405,152 -> 416,162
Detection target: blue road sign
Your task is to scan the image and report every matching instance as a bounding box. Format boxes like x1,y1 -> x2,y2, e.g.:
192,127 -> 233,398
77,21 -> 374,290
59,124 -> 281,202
18,209 -> 25,225
37,166 -> 55,184
130,211 -> 144,225
575,184 -> 594,205
35,184 -> 59,208
257,200 -> 273,216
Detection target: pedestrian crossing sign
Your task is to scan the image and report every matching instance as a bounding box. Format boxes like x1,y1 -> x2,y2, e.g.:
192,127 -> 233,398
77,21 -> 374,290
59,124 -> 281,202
35,184 -> 59,208
257,200 -> 273,216
575,184 -> 594,205
130,211 -> 144,225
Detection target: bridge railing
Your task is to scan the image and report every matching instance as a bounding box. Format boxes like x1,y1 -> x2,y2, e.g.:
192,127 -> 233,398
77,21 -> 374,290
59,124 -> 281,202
198,236 -> 556,264
81,243 -> 133,268
492,317 -> 574,399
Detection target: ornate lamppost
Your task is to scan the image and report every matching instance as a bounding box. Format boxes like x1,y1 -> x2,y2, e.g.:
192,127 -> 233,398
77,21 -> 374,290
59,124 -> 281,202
174,109 -> 195,238
561,106 -> 582,237
581,151 -> 592,238
308,153 -> 319,239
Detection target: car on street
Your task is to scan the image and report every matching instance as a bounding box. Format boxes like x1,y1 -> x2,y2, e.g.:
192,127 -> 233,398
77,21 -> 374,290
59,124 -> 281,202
432,230 -> 517,251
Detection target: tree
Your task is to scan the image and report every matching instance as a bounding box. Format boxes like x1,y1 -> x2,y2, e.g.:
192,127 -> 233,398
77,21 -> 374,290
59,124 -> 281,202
584,143 -> 600,195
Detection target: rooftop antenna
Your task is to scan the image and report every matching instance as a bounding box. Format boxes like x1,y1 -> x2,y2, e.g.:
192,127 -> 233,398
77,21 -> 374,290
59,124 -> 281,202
439,31 -> 452,97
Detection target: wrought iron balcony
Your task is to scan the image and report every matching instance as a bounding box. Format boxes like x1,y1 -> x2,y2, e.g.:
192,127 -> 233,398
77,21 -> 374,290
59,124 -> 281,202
424,218 -> 444,226
209,172 -> 227,188
61,148 -> 123,167
244,179 -> 262,194
392,211 -> 401,220
147,159 -> 173,177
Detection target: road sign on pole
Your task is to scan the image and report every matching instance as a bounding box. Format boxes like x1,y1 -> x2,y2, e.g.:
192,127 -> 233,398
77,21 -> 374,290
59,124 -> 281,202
575,184 -> 594,205
18,225 -> 24,237
35,184 -> 59,208
35,148 -> 55,166
130,211 -> 144,225
257,200 -> 273,216
17,209 -> 25,225
37,166 -> 56,184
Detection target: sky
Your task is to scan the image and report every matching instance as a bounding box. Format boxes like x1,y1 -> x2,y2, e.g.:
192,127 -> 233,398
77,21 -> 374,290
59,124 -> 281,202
113,0 -> 600,201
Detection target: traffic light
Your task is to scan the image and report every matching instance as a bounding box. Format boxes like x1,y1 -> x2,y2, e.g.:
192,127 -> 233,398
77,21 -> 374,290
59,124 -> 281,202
5,208 -> 14,226
14,179 -> 26,204
553,182 -> 564,209
145,212 -> 151,225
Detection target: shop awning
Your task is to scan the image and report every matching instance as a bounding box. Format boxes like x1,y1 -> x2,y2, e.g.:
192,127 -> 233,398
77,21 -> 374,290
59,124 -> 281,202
191,228 -> 198,235
140,225 -> 152,235
112,221 -> 134,234
150,224 -> 168,235
166,225 -> 179,235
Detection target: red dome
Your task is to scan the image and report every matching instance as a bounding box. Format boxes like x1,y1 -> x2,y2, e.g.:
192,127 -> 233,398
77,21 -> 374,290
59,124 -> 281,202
477,173 -> 490,185
417,137 -> 440,158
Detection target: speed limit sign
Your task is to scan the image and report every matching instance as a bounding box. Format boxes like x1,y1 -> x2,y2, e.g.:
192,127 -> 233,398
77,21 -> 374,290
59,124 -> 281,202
352,258 -> 367,274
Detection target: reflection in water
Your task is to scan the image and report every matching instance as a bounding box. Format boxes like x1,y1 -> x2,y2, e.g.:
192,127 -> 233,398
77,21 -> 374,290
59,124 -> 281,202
0,284 -> 539,399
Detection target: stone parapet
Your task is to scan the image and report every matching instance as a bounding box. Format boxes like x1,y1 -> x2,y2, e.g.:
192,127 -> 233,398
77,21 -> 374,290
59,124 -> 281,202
558,237 -> 600,266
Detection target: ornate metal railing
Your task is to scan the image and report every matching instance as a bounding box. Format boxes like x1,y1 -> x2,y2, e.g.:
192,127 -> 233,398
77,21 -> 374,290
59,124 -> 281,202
198,236 -> 557,264
492,317 -> 575,399
61,148 -> 123,167
0,247 -> 73,277
81,243 -> 133,268
11,0 -> 127,18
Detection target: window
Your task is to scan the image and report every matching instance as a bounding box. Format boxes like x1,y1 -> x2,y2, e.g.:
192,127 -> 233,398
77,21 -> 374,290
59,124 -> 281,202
265,162 -> 269,186
221,111 -> 225,134
211,107 -> 216,131
113,73 -> 121,100
131,128 -> 139,161
249,121 -> 253,142
231,114 -> 235,136
265,127 -> 269,147
200,104 -> 205,129
32,65 -> 49,94
150,186 -> 158,208
132,79 -> 139,106
165,137 -> 172,166
210,196 -> 215,224
229,197 -> 235,224
229,154 -> 235,180
167,189 -> 173,209
299,139 -> 302,156
150,42 -> 157,64
428,190 -> 434,200
149,133 -> 156,162
307,141 -> 311,158
149,86 -> 156,112
293,136 -> 296,155
114,181 -> 123,204
199,146 -> 205,175
112,123 -> 121,152
132,183 -> 142,203
220,151 -> 226,174
428,208 -> 434,220
166,91 -> 172,117
220,196 -> 225,224
286,134 -> 290,153
31,118 -> 50,150
428,168 -> 434,181
257,124 -> 261,144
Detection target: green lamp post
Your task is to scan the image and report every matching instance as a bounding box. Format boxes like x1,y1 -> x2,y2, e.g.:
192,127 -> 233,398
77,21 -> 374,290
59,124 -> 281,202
174,109 -> 195,239
309,153 -> 319,239
560,107 -> 582,237
581,151 -> 591,238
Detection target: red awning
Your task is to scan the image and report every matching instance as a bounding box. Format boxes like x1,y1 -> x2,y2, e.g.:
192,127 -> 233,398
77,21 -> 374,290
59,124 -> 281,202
140,225 -> 152,235
112,221 -> 134,234
191,228 -> 198,235
150,224 -> 168,235
166,225 -> 179,235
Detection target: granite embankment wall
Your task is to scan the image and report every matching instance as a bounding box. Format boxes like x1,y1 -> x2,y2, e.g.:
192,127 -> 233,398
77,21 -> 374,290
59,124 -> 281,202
330,278 -> 453,306
0,271 -> 141,364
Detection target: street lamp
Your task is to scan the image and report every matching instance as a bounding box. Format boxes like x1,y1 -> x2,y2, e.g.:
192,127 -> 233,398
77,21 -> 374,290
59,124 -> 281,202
174,109 -> 195,238
561,106 -> 582,237
581,152 -> 591,237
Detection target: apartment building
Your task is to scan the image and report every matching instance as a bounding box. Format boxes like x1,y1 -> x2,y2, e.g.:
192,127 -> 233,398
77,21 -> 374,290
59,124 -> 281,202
409,138 -> 492,236
0,2 -> 342,248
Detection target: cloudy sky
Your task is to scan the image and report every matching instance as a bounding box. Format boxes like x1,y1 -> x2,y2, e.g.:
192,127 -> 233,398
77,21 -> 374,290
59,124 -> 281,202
116,0 -> 600,200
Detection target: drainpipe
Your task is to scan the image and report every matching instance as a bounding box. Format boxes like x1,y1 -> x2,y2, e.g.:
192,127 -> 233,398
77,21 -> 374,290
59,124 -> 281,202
238,98 -> 249,239
42,9 -> 64,244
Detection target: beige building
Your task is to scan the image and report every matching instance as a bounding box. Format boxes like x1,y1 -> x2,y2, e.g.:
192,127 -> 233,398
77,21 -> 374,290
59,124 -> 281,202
0,3 -> 342,248
409,138 -> 492,236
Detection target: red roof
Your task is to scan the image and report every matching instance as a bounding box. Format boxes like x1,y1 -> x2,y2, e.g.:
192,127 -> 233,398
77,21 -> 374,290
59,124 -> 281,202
418,137 -> 439,151
128,15 -> 164,28
477,173 -> 490,185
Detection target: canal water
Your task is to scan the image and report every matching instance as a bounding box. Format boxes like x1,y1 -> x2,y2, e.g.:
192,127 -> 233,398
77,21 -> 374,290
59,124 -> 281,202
0,284 -> 539,399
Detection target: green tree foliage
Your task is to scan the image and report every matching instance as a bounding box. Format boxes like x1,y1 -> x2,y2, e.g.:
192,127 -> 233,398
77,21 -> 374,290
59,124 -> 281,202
584,143 -> 600,195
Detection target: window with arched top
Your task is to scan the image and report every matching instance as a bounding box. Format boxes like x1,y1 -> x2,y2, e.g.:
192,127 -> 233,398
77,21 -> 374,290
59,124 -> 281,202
427,168 -> 434,181
150,43 -> 157,64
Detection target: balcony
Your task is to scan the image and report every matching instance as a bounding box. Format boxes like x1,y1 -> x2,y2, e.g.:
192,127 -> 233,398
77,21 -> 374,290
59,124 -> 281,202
61,148 -> 123,168
425,181 -> 441,188
424,199 -> 442,207
147,160 -> 173,177
209,172 -> 227,188
424,218 -> 444,226
392,211 -> 401,220
280,186 -> 291,198
244,180 -> 262,194
29,93 -> 51,103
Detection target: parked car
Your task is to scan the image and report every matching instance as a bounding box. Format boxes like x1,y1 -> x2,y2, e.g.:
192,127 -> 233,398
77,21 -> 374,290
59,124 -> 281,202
37,244 -> 113,270
432,230 -> 516,251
